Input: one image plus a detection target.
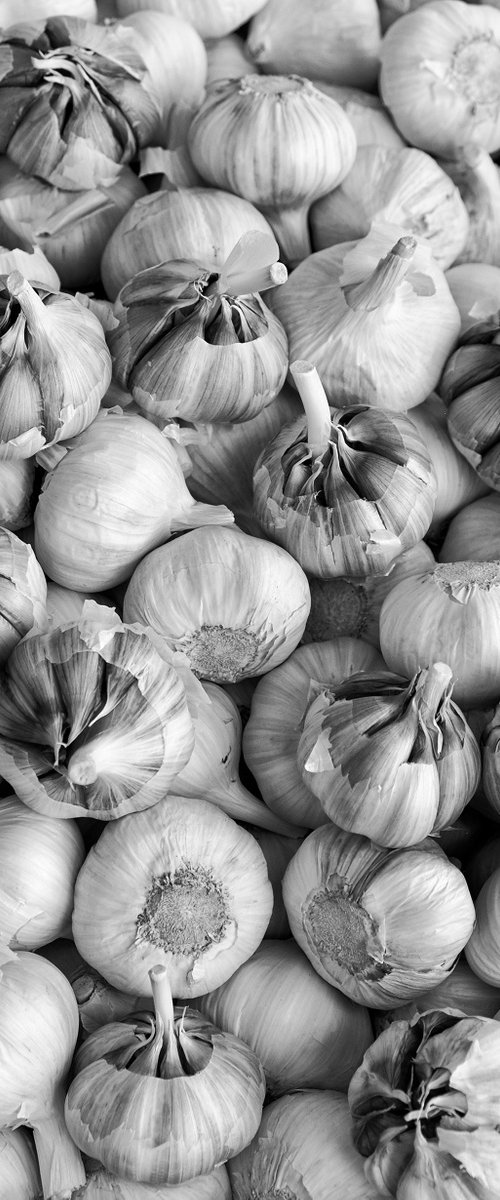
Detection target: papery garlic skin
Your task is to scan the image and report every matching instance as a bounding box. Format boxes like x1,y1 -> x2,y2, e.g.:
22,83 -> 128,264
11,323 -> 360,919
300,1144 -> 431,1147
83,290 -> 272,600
0,242 -> 60,290
123,525 -> 311,683
72,795 -> 273,997
374,958 -> 500,1029
379,0 -> 500,158
440,494 -> 500,563
116,0 -> 267,39
188,74 -> 357,263
0,794 -> 85,950
0,1127 -> 42,1200
314,81 -> 406,150
0,528 -> 47,665
0,457 -> 35,531
79,1161 -> 232,1198
0,609 -> 195,820
242,637 -> 385,828
409,392 -> 489,539
282,824 -> 476,1008
246,0 -> 382,92
439,143 -> 500,269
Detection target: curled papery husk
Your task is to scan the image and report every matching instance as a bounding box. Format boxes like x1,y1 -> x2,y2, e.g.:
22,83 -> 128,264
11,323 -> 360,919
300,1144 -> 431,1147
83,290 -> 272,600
0,794 -> 85,950
0,156 -> 146,292
123,524 -> 310,684
0,950 -> 85,1198
0,528 -> 47,665
80,1162 -> 232,1198
0,272 -> 111,460
439,143 -> 500,268
0,242 -> 59,290
374,958 -> 500,1032
439,315 -> 500,492
0,606 -> 195,820
116,0 -> 267,38
110,233 -> 289,425
253,373 -> 437,579
445,261 -> 500,339
101,188 -> 274,301
379,560 -> 500,708
269,225 -> 461,411
310,144 -> 468,269
0,1127 -> 41,1200
33,409 -> 233,592
65,967 -> 266,1186
282,824 -> 476,1008
187,75 -> 357,264
72,795 -> 273,997
0,457 -> 35,531
303,540 -> 435,647
314,81 -> 406,149
247,828 -> 304,937
0,15 -> 206,190
439,494 -> 500,563
242,637 -> 385,828
349,1008 -> 500,1196
181,383 -> 301,536
39,939 -> 149,1037
193,938 -> 373,1096
409,392 -> 489,539
297,662 -> 480,847
246,0 -> 382,91
379,0 -> 500,157
228,1089 -> 379,1200
174,682 -> 302,837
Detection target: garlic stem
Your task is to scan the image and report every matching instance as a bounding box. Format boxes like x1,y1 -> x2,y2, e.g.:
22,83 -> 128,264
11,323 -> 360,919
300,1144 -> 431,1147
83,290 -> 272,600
290,359 -> 332,457
218,258 -> 288,298
418,662 -> 453,719
7,270 -> 52,319
32,1090 -> 86,1199
205,782 -> 306,836
344,236 -> 417,311
149,963 -> 174,1044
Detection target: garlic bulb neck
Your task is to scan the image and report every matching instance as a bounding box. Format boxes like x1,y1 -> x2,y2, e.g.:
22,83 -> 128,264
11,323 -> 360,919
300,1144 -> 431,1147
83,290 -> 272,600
290,360 -> 332,457
149,963 -> 175,1046
417,660 -> 453,718
343,235 -> 417,311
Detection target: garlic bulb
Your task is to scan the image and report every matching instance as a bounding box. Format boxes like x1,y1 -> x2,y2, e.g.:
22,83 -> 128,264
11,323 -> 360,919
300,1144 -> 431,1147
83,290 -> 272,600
439,314 -> 500,492
245,0 -> 382,92
445,261 -> 500,339
0,458 -> 35,532
314,81 -> 406,149
465,866 -> 500,986
252,360 -> 437,579
379,0 -> 500,158
174,682 -> 301,836
464,837 -> 500,899
0,528 -> 47,665
72,795 -> 273,998
0,950 -> 85,1198
376,957 -> 500,1027
138,144 -> 203,192
0,0 -> 97,18
477,702 -> 500,819
439,143 -> 500,267
0,14 -> 206,189
229,1089 -> 380,1200
116,0 -> 267,38
113,11 -> 207,150
110,232 -> 289,425
0,272 -> 111,460
379,560 -> 500,708
0,1127 -> 41,1200
193,938 -> 373,1096
310,144 -> 469,269
303,541 -> 435,646
282,824 -> 476,1008
40,939 -> 150,1037
65,963 -> 266,1186
205,34 -> 255,87
33,409 -> 233,592
0,607 -> 194,820
183,383 -> 302,536
0,156 -> 146,292
122,525 -> 310,683
0,794 -> 85,950
101,187 -> 274,301
440,494 -> 500,562
349,1008 -> 500,1196
409,392 -> 490,538
297,662 -> 480,847
187,75 -> 357,264
242,637 -> 385,828
269,225 -> 461,411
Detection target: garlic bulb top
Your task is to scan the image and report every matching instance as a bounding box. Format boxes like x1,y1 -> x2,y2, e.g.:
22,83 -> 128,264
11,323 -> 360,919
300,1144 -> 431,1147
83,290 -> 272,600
379,0 -> 500,158
0,606 -> 195,820
269,224 -> 461,412
110,231 -> 289,426
0,272 -> 111,460
72,795 -> 273,998
252,360 -> 437,579
246,0 -> 382,92
187,74 -> 357,264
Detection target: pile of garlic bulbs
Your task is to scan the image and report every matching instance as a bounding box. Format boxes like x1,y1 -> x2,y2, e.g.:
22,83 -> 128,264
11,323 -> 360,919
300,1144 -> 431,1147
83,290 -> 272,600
3,1 -> 500,1198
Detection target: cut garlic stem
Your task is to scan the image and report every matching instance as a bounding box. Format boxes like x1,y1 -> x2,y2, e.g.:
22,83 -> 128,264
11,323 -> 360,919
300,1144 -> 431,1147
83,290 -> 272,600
66,748 -> 98,786
290,359 -> 332,457
418,661 -> 453,718
149,963 -> 174,1042
6,270 -> 50,319
344,235 -> 417,311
